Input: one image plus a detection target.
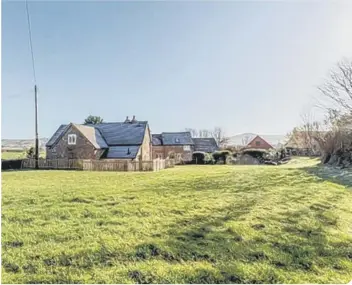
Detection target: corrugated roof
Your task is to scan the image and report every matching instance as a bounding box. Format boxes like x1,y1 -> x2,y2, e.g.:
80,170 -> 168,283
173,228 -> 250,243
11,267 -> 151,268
92,122 -> 147,145
106,145 -> 140,159
193,138 -> 219,153
152,134 -> 162,146
73,124 -> 108,149
46,124 -> 69,147
161,132 -> 194,145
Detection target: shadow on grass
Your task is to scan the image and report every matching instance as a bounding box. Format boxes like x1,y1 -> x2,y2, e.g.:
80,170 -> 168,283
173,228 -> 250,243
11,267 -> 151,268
129,203 -> 352,283
302,165 -> 352,188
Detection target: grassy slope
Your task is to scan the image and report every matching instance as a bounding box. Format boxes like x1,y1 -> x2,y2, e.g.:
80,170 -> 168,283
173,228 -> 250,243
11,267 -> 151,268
2,158 -> 352,284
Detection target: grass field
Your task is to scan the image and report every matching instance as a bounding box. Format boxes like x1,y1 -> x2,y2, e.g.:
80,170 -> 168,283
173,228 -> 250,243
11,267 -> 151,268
1,151 -> 46,160
2,158 -> 352,284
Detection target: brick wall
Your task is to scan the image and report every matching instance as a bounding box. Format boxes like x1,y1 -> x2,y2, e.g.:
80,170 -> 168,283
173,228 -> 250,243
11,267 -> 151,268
46,125 -> 103,160
246,136 -> 273,150
152,145 -> 193,161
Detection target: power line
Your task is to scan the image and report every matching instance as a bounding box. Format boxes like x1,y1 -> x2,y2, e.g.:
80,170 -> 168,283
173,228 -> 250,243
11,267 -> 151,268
25,0 -> 39,169
25,0 -> 37,84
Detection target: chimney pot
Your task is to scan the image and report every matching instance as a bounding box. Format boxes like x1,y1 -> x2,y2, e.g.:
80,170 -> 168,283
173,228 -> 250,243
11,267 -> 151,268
124,116 -> 130,123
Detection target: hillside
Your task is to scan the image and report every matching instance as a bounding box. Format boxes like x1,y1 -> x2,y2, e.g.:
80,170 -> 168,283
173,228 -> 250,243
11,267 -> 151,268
1,138 -> 49,150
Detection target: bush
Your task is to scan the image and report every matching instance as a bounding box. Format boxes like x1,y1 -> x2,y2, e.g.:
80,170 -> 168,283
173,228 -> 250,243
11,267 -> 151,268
192,152 -> 214,164
212,150 -> 232,164
26,147 -> 35,159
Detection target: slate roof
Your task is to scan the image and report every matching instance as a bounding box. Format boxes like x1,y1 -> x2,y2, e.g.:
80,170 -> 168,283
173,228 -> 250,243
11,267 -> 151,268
73,124 -> 108,149
46,124 -> 70,147
46,121 -> 148,148
152,134 -> 162,146
193,138 -> 219,153
155,132 -> 194,146
106,146 -> 140,159
90,122 -> 147,145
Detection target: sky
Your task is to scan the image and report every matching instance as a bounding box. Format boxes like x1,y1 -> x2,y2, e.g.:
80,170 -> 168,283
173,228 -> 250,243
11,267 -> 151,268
2,1 -> 352,139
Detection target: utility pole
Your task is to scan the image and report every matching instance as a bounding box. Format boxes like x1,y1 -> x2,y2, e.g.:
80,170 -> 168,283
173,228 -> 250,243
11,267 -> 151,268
26,0 -> 39,169
35,84 -> 39,169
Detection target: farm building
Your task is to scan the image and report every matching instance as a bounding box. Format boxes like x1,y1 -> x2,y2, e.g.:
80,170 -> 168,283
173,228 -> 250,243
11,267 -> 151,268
245,135 -> 273,150
226,133 -> 284,150
46,117 -> 152,161
152,132 -> 194,161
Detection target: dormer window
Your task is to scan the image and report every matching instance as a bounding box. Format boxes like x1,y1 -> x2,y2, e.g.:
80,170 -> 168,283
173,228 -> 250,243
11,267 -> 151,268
175,138 -> 180,143
68,134 -> 77,145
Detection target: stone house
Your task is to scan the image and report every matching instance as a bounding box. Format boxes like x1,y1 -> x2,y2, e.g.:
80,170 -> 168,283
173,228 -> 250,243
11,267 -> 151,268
152,132 -> 194,161
46,117 -> 152,161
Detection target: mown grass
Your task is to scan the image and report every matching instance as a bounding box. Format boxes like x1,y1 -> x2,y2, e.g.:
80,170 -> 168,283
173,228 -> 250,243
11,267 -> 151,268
2,158 -> 352,283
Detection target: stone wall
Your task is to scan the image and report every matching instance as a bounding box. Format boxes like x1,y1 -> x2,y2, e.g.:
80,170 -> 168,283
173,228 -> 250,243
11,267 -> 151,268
46,125 -> 103,160
139,126 -> 152,161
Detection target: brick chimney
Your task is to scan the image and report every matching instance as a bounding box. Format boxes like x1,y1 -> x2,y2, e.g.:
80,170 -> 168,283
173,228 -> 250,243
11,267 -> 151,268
124,116 -> 130,123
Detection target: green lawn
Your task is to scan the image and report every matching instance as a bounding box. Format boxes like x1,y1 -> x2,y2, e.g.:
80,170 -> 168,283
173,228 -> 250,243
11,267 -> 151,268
2,158 -> 352,284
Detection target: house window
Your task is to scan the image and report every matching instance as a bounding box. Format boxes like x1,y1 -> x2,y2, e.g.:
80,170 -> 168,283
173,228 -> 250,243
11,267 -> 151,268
52,147 -> 57,153
255,141 -> 261,146
68,134 -> 77,145
183,145 -> 191,151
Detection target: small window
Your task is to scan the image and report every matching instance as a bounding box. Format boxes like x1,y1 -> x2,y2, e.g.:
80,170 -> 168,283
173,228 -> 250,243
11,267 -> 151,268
255,141 -> 261,146
175,138 -> 180,143
52,146 -> 57,153
68,134 -> 77,145
183,145 -> 191,151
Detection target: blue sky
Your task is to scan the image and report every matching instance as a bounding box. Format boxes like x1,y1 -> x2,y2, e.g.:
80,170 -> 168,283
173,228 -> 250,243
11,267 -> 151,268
2,1 -> 352,139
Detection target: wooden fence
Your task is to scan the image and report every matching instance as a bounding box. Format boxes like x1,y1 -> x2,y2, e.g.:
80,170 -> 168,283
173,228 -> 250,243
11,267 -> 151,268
22,158 -> 83,170
22,158 -> 175,172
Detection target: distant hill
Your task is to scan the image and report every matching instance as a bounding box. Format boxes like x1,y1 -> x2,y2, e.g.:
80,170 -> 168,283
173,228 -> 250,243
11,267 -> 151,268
227,133 -> 287,148
2,138 -> 49,150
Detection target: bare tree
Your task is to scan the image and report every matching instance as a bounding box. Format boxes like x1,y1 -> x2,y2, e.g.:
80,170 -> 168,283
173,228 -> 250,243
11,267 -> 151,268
199,129 -> 212,138
185,128 -> 199,138
185,128 -> 213,138
242,134 -> 252,146
318,58 -> 352,115
212,127 -> 229,147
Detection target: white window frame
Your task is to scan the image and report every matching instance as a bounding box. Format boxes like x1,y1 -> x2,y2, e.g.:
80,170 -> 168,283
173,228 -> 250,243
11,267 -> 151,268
183,145 -> 191,151
68,134 -> 77,145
